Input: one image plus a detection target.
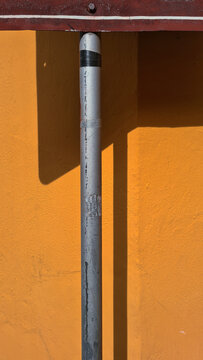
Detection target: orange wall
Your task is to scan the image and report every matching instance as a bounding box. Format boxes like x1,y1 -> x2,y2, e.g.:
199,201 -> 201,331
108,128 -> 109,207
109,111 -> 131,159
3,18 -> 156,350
0,31 -> 202,359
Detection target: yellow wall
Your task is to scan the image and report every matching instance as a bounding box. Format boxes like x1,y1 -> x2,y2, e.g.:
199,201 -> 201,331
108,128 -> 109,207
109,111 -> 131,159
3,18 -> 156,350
0,31 -> 202,359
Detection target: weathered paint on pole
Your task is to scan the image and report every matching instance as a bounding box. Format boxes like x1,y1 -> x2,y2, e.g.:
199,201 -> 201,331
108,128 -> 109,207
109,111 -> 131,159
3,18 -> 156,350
80,33 -> 102,360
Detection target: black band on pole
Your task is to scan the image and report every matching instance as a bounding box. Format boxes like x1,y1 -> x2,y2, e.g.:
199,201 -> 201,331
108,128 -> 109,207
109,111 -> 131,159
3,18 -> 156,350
80,50 -> 101,67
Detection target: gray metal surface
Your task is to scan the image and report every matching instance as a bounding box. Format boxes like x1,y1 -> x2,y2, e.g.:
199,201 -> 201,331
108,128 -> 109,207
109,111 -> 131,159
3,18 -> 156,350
80,33 -> 102,360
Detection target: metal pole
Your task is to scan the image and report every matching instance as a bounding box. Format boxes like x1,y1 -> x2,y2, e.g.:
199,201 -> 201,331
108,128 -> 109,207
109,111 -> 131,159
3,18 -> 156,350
80,33 -> 102,360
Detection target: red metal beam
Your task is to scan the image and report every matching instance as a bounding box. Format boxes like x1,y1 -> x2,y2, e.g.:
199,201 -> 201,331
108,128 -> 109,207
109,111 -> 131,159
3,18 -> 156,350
0,0 -> 203,31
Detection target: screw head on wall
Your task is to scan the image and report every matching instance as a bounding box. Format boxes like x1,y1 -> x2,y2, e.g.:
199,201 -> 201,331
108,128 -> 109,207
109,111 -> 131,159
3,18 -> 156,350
88,3 -> 97,13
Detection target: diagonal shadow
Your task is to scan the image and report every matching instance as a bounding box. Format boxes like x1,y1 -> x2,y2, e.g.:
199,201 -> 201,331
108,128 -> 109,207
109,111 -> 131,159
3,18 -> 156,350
36,31 -> 203,360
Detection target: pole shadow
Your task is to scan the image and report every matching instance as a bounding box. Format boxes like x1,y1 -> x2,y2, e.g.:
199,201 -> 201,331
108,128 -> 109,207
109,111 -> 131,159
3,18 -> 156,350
101,33 -> 137,360
113,135 -> 128,360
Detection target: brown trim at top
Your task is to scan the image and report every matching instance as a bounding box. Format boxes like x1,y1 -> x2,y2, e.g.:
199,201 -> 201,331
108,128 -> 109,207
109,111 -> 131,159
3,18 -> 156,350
0,0 -> 203,31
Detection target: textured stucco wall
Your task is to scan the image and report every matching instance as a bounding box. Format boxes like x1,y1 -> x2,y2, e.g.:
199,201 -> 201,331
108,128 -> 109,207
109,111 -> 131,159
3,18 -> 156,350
0,31 -> 202,359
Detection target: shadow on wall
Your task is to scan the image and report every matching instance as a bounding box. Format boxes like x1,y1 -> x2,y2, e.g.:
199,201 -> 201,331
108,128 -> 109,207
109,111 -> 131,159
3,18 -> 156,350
138,32 -> 203,128
36,31 -> 137,185
36,31 -> 203,360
